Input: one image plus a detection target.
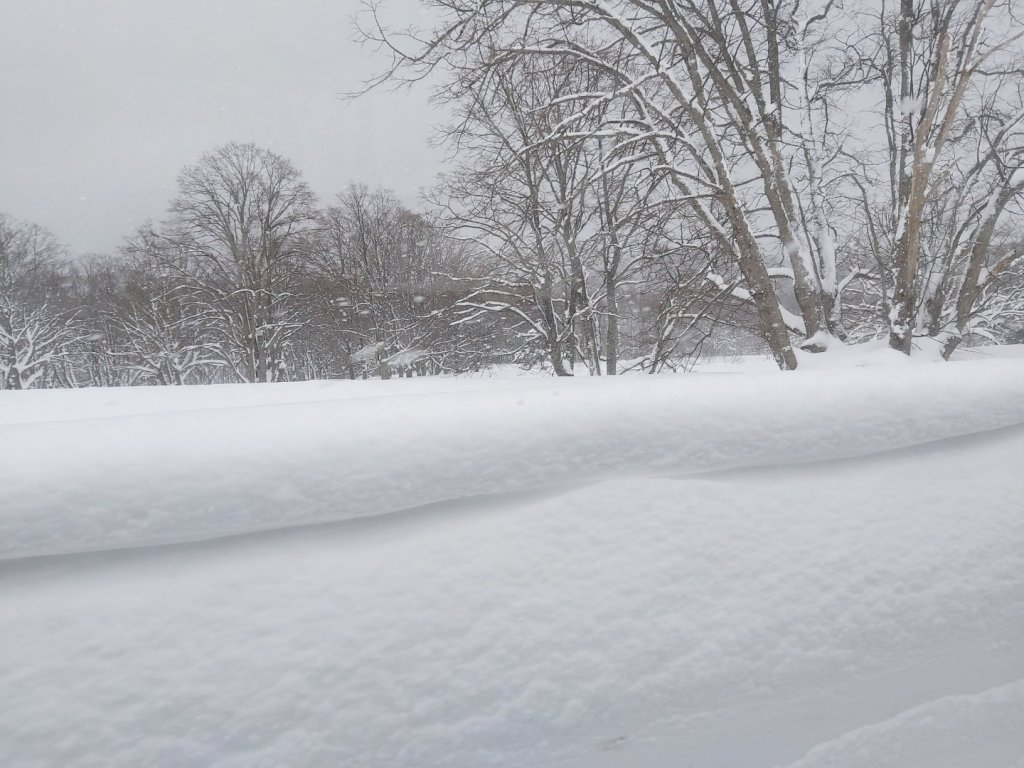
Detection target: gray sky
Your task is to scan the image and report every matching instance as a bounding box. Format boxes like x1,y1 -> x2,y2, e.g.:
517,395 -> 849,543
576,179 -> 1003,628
0,0 -> 443,255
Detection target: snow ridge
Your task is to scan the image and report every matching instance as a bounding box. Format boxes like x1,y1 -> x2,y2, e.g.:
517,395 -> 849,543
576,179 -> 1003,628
780,678 -> 1024,768
2,359 -> 1023,561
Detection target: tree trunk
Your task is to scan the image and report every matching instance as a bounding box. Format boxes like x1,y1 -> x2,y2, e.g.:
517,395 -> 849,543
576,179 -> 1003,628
605,273 -> 619,375
726,201 -> 798,370
888,0 -> 923,355
536,275 -> 571,377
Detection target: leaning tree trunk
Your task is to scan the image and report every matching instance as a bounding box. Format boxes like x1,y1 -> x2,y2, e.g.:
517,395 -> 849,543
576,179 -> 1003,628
943,198 -> 1018,359
726,200 -> 799,370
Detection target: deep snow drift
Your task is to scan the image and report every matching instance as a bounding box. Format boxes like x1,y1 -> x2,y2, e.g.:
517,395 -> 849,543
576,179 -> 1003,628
2,355 -> 1023,767
4,357 -> 1024,561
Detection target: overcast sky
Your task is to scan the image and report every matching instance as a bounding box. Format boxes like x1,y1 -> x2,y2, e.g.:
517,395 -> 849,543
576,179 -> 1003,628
0,0 -> 443,255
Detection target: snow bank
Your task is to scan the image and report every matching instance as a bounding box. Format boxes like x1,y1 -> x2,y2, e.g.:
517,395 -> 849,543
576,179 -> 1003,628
683,341 -> 1024,373
2,358 -> 1024,560
782,678 -> 1024,768
3,418 -> 1023,767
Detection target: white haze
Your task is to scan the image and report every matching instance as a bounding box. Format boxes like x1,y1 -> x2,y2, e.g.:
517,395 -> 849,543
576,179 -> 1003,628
0,0 -> 441,255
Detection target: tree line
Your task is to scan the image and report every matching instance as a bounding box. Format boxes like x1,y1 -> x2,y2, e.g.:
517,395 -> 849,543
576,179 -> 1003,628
2,142 -> 723,388
361,0 -> 1024,370
2,146 -> 503,388
3,0 -> 1024,388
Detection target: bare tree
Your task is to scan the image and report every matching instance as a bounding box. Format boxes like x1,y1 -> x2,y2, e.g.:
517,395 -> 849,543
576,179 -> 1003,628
433,56 -> 607,376
876,0 -> 1023,353
305,185 -> 486,377
0,213 -> 75,389
358,0 -> 867,368
157,143 -> 317,382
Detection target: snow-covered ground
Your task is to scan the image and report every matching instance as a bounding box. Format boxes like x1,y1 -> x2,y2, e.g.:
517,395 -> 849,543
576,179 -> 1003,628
2,351 -> 1024,766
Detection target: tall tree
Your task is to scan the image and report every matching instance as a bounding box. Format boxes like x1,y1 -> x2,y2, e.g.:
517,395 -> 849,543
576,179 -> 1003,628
880,0 -> 1022,353
158,143 -> 317,382
0,213 -> 74,389
359,0 -> 861,368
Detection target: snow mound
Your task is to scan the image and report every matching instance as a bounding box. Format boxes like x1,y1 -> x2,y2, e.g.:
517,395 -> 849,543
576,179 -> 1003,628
2,359 -> 1024,560
794,337 -> 946,368
781,678 -> 1024,768
2,420 -> 1023,767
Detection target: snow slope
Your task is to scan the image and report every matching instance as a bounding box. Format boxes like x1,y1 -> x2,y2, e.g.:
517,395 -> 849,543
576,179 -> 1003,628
2,357 -> 1024,767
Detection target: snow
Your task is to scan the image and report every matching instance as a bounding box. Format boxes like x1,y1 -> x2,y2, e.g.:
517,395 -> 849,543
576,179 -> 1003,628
2,351 -> 1024,766
4,359 -> 1024,561
386,347 -> 428,367
953,342 -> 1024,361
899,94 -> 924,116
782,679 -> 1024,768
797,329 -> 834,351
705,272 -> 807,335
350,341 -> 383,362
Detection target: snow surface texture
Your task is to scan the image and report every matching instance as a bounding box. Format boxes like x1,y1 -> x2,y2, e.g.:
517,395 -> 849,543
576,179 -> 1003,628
2,356 -> 1024,766
3,359 -> 1024,561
